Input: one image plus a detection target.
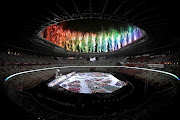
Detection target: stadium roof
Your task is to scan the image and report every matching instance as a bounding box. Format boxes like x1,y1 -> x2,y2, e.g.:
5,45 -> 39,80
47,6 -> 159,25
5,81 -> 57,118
3,0 -> 180,56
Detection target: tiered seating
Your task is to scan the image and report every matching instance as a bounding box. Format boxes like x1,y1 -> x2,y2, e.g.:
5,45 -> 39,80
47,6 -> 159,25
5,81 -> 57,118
1,48 -> 179,90
5,69 -> 55,90
116,68 -> 173,88
0,50 -> 63,85
117,68 -> 143,76
127,56 -> 149,63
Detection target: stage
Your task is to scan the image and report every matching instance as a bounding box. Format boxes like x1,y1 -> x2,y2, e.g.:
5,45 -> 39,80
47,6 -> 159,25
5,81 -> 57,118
48,72 -> 127,93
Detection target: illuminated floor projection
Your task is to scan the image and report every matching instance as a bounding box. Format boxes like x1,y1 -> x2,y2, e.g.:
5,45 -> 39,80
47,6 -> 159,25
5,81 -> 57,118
48,72 -> 127,93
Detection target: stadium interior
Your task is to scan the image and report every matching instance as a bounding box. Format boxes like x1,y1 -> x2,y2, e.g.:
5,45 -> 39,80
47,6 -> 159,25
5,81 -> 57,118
1,0 -> 180,120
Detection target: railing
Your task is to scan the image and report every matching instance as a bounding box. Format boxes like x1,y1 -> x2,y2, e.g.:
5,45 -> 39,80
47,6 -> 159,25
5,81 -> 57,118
5,66 -> 179,83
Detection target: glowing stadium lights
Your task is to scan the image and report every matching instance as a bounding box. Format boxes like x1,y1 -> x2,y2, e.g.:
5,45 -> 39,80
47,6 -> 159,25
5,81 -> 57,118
41,23 -> 144,53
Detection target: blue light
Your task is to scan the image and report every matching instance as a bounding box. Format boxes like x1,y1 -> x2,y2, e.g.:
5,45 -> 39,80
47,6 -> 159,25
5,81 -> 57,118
5,76 -> 11,81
